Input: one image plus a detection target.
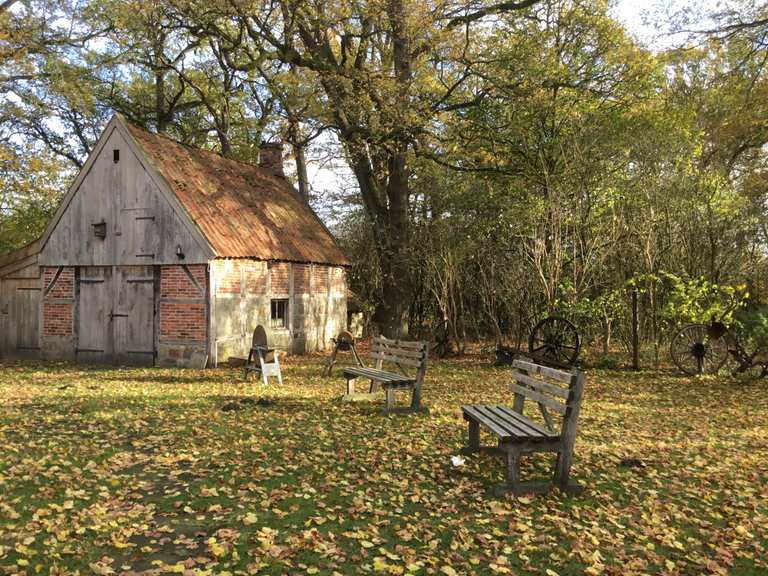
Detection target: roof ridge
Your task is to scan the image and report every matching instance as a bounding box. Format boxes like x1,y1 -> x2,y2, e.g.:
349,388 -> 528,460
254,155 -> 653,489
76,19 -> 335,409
126,119 -> 278,175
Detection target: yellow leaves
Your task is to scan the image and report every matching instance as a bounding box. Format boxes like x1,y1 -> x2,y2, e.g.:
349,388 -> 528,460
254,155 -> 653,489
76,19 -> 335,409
372,556 -> 405,574
489,555 -> 512,574
243,512 -> 258,525
1,360 -> 767,575
489,502 -> 511,516
89,561 -> 115,575
199,486 -> 219,497
207,537 -> 228,558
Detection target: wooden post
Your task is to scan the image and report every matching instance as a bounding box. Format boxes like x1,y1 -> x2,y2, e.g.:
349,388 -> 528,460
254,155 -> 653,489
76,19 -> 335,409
631,288 -> 639,371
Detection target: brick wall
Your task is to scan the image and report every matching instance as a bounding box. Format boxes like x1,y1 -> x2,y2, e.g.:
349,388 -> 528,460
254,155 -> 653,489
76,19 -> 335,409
158,265 -> 207,344
160,303 -> 207,342
313,266 -> 330,294
213,260 -> 241,295
330,266 -> 346,296
44,267 -> 74,299
244,261 -> 267,295
161,265 -> 206,298
270,262 -> 290,296
294,264 -> 311,293
43,302 -> 73,337
42,267 -> 74,337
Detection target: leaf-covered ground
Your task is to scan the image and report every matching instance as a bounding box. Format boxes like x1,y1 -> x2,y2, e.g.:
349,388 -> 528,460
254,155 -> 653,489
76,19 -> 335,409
0,357 -> 766,575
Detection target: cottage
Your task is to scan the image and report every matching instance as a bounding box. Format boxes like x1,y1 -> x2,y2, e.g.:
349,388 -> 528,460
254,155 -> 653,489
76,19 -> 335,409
0,115 -> 349,367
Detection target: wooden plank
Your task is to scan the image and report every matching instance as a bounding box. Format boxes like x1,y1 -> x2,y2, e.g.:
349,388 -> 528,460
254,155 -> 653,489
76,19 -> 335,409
113,266 -> 155,366
509,384 -> 567,415
343,367 -> 410,382
462,405 -> 512,439
77,266 -> 112,361
513,372 -> 570,399
494,406 -> 558,438
371,337 -> 426,350
15,286 -> 40,351
369,351 -> 425,368
513,359 -> 574,383
479,405 -> 539,438
370,344 -> 426,359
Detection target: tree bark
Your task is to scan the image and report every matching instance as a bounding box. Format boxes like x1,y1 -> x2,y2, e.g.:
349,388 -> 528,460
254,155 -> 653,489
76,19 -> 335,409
288,120 -> 310,203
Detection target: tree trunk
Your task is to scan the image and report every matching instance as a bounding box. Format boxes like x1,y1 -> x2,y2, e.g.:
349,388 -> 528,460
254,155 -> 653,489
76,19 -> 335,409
288,121 -> 310,203
155,68 -> 168,133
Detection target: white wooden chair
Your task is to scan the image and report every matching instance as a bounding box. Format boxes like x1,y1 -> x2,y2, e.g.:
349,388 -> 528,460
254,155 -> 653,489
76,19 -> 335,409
243,325 -> 283,385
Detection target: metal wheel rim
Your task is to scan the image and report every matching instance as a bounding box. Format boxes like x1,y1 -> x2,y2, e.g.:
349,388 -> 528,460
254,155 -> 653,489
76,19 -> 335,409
670,323 -> 729,376
528,316 -> 581,367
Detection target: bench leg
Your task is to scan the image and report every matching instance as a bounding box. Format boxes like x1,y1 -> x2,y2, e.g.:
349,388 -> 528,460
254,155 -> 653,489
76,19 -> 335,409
369,379 -> 379,393
505,446 -> 521,487
385,387 -> 395,411
467,420 -> 480,453
323,347 -> 338,377
409,384 -> 421,410
346,377 -> 356,396
553,448 -> 584,495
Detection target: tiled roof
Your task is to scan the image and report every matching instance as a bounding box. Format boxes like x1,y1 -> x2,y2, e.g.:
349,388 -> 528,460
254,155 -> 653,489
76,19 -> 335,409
125,122 -> 349,266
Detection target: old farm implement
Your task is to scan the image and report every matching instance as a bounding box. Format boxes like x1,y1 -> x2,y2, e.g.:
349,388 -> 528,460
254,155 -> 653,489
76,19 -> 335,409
670,320 -> 768,378
496,316 -> 581,369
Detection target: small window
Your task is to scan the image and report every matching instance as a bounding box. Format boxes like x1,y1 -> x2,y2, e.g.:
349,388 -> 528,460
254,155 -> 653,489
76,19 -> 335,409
113,149 -> 120,163
270,299 -> 288,329
92,220 -> 107,239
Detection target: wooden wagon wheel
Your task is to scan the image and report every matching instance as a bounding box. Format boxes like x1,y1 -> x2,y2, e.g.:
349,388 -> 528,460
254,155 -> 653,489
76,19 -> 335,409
528,316 -> 581,368
323,330 -> 362,376
670,323 -> 729,376
336,330 -> 354,352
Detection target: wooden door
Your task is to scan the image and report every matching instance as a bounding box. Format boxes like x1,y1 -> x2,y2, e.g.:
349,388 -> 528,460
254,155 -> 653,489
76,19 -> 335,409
15,287 -> 41,354
112,266 -> 155,366
77,267 -> 112,362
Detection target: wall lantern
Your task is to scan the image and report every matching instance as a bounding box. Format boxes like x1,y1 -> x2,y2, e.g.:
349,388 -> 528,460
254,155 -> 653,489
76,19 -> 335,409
92,220 -> 107,239
175,245 -> 185,260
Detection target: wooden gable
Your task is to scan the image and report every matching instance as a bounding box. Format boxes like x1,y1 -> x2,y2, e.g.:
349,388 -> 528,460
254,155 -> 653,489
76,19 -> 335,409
39,117 -> 213,266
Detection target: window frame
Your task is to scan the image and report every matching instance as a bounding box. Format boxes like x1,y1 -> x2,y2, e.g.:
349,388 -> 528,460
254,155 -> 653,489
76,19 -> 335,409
270,298 -> 289,330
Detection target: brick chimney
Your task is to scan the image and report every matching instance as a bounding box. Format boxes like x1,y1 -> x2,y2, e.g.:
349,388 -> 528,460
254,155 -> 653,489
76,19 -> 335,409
259,141 -> 284,177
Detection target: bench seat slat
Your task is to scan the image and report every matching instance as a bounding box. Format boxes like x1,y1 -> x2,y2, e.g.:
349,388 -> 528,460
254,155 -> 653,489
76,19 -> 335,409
462,405 -> 513,438
493,406 -> 557,438
485,406 -> 547,439
343,367 -> 414,384
477,405 -> 540,439
462,405 -> 559,441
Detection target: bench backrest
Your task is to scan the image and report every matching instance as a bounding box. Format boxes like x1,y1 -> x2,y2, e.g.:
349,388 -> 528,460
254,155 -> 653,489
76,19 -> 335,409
510,359 -> 585,439
371,336 -> 428,382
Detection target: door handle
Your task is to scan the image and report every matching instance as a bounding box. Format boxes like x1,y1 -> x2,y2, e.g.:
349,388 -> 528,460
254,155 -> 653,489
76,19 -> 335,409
108,311 -> 129,320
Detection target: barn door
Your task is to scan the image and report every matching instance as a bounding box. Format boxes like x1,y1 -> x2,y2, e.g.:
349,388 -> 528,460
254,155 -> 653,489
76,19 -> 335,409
112,266 -> 155,366
15,287 -> 41,353
77,267 -> 113,362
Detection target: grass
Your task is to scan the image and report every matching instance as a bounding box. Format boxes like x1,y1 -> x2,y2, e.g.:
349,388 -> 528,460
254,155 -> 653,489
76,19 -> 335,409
0,356 -> 766,575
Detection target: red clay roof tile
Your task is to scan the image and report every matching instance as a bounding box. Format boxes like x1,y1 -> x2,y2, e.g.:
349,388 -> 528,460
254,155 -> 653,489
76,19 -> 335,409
125,122 -> 349,266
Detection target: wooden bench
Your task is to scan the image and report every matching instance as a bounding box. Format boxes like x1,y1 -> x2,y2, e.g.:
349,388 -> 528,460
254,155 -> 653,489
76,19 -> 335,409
461,359 -> 586,496
342,336 -> 428,414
